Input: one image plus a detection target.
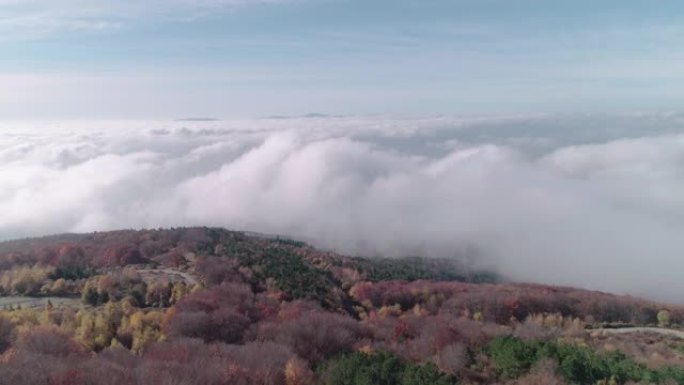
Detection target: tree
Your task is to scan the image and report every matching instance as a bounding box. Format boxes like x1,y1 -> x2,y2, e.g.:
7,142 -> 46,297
487,335 -> 540,379
258,311 -> 368,364
16,325 -> 86,357
82,283 -> 99,306
657,310 -> 671,327
0,315 -> 15,353
322,351 -> 457,385
285,357 -> 314,385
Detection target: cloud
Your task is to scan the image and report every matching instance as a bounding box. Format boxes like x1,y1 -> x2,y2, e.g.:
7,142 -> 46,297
0,0 -> 289,40
1,114 -> 684,302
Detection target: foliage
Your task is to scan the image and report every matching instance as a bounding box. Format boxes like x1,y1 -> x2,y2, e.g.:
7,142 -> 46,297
0,314 -> 16,353
322,351 -> 458,385
257,309 -> 368,364
1,228 -> 684,384
345,256 -> 497,283
237,246 -> 337,306
658,310 -> 672,327
49,266 -> 94,281
275,237 -> 307,248
485,335 -> 684,384
486,335 -> 541,379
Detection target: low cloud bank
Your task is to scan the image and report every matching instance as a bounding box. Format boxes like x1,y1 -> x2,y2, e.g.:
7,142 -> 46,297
1,114 -> 684,302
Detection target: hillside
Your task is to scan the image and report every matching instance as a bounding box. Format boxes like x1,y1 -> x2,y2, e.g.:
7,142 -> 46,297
0,227 -> 683,384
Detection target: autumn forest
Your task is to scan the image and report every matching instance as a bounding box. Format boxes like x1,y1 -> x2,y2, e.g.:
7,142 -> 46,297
0,228 -> 682,385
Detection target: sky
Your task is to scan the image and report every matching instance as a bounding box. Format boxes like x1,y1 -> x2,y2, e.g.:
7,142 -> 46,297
1,0 -> 684,118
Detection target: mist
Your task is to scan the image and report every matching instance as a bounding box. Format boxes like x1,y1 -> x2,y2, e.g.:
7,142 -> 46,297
1,113 -> 684,302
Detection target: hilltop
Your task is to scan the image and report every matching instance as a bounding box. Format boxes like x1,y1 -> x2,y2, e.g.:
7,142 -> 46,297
0,227 -> 683,384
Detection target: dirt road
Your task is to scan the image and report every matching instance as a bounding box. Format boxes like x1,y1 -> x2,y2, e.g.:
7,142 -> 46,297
137,268 -> 199,286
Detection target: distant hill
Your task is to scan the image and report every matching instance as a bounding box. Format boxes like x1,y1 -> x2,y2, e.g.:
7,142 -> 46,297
263,113 -> 344,119
174,117 -> 219,121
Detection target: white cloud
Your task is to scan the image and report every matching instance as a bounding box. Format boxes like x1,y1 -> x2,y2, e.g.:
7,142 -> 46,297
1,114 -> 684,302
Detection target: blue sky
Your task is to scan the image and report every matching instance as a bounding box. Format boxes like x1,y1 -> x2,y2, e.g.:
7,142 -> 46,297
1,0 -> 683,119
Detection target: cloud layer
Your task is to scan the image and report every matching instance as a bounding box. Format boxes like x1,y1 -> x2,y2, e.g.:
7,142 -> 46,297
1,114 -> 684,302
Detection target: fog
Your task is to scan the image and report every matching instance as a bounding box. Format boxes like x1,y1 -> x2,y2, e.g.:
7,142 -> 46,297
1,113 -> 684,302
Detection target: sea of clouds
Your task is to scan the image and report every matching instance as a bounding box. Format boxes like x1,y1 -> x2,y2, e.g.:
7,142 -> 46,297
1,113 -> 684,301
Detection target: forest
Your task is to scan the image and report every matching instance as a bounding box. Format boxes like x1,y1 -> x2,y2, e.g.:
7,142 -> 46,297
0,227 -> 683,384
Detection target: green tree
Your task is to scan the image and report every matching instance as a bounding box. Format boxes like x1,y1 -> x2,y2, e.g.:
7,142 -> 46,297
82,286 -> 98,306
486,335 -> 540,379
323,351 -> 458,385
400,363 -> 457,385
